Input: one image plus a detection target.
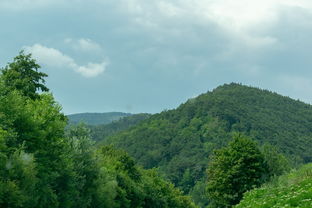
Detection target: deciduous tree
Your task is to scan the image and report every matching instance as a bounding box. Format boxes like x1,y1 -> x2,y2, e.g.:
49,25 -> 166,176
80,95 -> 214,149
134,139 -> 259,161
206,134 -> 267,208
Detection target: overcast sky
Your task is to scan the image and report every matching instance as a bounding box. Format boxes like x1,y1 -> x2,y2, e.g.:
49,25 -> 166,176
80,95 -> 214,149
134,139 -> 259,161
1,0 -> 312,114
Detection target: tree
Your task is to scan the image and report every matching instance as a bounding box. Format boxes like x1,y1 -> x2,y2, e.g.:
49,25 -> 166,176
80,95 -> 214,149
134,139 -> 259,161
0,128 -> 38,208
261,143 -> 290,179
206,134 -> 267,208
66,124 -> 98,208
1,51 -> 48,99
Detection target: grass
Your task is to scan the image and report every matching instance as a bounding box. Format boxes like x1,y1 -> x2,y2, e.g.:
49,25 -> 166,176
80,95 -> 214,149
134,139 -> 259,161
235,163 -> 312,208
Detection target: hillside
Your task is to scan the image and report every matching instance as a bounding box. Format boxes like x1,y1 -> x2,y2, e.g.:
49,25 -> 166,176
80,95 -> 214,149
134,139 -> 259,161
235,163 -> 312,208
67,112 -> 132,125
102,83 -> 312,204
90,113 -> 151,141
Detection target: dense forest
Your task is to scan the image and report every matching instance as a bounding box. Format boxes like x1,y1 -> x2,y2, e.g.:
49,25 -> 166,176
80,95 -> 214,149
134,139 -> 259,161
0,52 -> 196,208
1,52 -> 311,208
89,113 -> 151,142
100,82 -> 312,206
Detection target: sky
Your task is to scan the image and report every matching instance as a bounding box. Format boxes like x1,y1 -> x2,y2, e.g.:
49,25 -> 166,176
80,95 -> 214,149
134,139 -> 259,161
1,0 -> 312,114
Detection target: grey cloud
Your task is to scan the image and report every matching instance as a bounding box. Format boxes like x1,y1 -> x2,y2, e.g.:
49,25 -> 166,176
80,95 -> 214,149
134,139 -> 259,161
2,0 -> 312,114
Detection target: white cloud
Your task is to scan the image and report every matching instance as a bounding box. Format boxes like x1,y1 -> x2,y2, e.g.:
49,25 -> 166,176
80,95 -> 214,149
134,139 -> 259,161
24,44 -> 75,68
5,0 -> 312,49
24,44 -> 108,78
65,38 -> 102,52
76,62 -> 108,78
123,0 -> 312,28
116,0 -> 312,48
78,39 -> 101,51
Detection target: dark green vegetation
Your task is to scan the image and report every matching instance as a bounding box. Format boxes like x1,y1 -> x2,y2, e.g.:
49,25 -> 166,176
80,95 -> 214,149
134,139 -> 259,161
206,134 -> 268,208
90,113 -> 150,141
102,82 -> 312,206
235,163 -> 312,208
0,52 -> 196,208
67,112 -> 132,126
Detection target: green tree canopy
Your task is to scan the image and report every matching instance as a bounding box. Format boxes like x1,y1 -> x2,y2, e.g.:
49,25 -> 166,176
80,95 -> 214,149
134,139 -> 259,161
1,51 -> 48,99
206,134 -> 267,208
0,52 -> 197,208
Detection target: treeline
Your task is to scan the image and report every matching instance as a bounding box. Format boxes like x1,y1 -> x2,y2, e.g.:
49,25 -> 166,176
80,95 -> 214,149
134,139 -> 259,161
89,113 -> 151,142
0,52 -> 196,208
67,112 -> 132,126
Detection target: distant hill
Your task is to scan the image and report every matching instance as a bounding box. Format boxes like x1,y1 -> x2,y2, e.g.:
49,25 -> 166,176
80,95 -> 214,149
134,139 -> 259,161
67,112 -> 132,126
90,113 -> 151,141
101,83 -> 312,206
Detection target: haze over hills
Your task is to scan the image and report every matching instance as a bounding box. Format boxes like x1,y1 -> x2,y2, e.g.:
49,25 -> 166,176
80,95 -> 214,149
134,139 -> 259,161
67,113 -> 151,141
97,83 -> 312,206
67,112 -> 132,126
89,113 -> 151,141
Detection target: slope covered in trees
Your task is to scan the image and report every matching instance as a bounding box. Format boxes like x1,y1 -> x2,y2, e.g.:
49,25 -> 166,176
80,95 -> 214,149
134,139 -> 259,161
89,113 -> 150,141
103,83 -> 312,205
67,112 -> 132,126
0,52 -> 196,208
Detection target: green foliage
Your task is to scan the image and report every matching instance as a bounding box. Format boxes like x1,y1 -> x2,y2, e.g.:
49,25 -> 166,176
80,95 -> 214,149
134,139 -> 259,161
101,83 -> 312,206
90,113 -> 150,141
261,143 -> 291,179
235,163 -> 312,208
189,179 -> 210,208
94,145 -> 197,208
65,124 -> 98,208
2,53 -> 311,207
0,129 -> 38,208
0,52 -> 196,208
1,51 -> 48,100
206,134 -> 267,208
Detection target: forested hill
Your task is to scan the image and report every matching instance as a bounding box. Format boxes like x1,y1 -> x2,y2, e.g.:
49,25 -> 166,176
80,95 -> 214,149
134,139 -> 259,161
103,83 -> 312,204
2,52 -> 311,208
90,113 -> 151,141
67,112 -> 132,125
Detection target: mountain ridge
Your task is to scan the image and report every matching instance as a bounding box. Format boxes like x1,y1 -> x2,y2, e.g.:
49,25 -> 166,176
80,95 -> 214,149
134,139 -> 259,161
100,83 -> 312,205
67,112 -> 132,125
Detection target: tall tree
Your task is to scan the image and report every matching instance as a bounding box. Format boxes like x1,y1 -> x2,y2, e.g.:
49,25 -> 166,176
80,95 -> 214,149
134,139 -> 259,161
1,51 -> 48,99
206,134 -> 267,208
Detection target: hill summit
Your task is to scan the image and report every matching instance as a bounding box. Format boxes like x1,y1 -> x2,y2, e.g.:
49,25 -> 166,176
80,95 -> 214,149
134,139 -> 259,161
103,83 -> 312,202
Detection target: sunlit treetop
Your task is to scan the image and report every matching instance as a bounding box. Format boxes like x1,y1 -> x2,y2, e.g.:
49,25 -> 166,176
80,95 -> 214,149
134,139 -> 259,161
1,51 -> 48,100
